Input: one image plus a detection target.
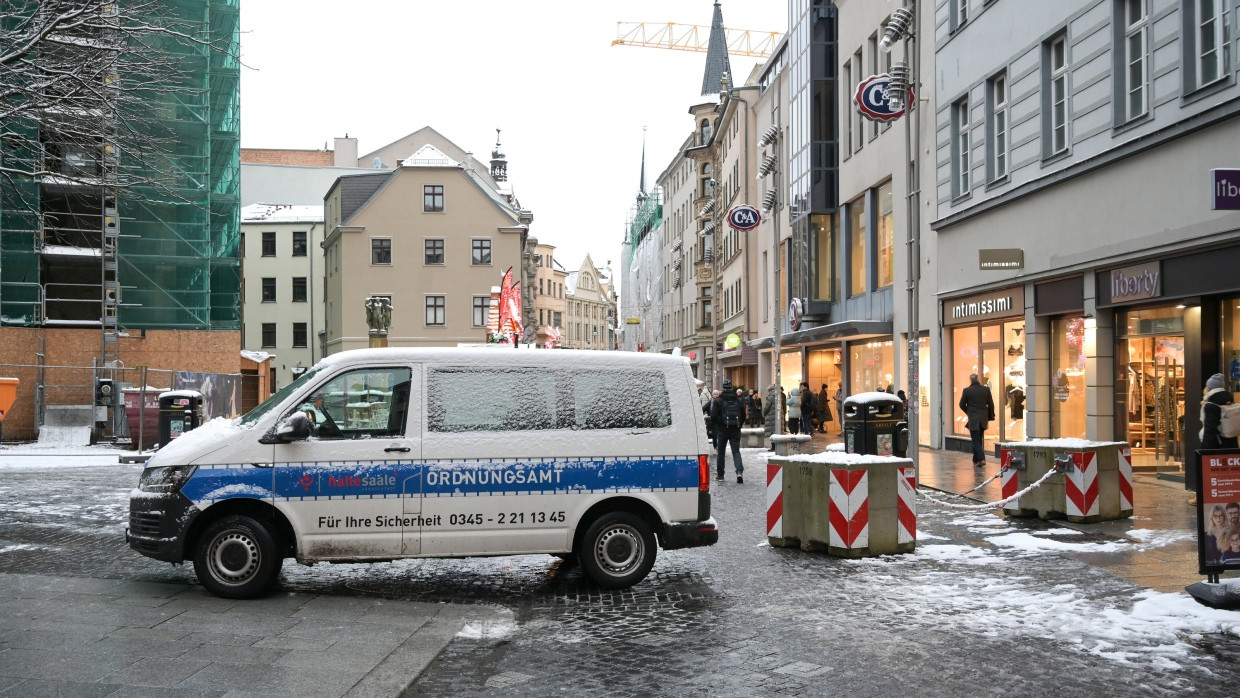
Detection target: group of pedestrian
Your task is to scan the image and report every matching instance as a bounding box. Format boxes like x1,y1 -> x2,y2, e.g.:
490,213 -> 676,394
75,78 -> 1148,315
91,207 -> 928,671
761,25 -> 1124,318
784,382 -> 842,435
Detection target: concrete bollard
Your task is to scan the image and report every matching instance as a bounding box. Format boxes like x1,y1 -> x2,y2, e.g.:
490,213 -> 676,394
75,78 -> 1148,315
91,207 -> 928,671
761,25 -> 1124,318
999,440 -> 1133,522
769,433 -> 812,456
740,427 -> 766,448
767,451 -> 916,558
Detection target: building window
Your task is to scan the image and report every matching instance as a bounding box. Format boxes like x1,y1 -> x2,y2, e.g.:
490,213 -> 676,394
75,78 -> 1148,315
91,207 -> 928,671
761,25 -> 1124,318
853,50 -> 865,152
261,232 -> 275,257
425,295 -> 445,326
843,61 -> 853,156
261,323 -> 276,347
700,163 -> 713,198
472,296 -> 488,327
471,238 -> 492,265
952,97 -> 971,197
292,231 -> 307,257
292,322 -> 307,348
1045,33 -> 1069,157
876,182 -> 894,289
292,277 -> 307,303
424,185 -> 444,212
425,238 -> 444,265
699,118 -> 711,145
951,0 -> 968,31
988,72 -> 1008,181
1190,0 -> 1231,89
261,277 -> 276,302
701,300 -> 712,329
848,195 -> 867,296
372,238 -> 392,265
1116,0 -> 1149,123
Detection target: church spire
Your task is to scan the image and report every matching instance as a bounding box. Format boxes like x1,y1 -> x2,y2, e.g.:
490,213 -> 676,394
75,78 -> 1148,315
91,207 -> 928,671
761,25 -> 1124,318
637,126 -> 647,204
700,2 -> 733,96
490,128 -> 507,182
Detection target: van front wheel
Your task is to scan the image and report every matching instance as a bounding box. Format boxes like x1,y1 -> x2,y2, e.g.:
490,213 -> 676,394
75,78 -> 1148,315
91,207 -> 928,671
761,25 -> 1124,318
579,511 -> 656,589
192,515 -> 281,599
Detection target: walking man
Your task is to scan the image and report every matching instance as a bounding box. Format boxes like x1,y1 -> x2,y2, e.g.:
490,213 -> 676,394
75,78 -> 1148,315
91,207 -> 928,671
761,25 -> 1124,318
959,373 -> 995,467
711,380 -> 746,483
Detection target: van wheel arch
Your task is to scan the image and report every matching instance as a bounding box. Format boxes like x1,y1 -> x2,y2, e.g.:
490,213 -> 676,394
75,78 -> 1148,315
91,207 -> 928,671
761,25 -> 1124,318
573,497 -> 662,554
184,499 -> 296,562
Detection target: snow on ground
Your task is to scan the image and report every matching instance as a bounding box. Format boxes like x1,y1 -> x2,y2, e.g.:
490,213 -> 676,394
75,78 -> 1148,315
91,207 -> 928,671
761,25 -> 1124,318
0,441 -> 130,468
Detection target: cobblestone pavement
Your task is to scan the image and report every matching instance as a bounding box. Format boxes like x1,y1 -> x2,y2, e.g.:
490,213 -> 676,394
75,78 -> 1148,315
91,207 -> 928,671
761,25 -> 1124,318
1,450 -> 1238,696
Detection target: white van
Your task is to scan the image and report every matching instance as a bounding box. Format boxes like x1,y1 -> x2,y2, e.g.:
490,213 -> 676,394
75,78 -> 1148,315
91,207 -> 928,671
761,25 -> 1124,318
127,348 -> 718,598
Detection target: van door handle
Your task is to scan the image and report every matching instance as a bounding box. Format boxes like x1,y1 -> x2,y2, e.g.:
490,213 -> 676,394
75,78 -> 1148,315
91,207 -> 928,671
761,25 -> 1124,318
384,446 -> 411,453
251,462 -> 273,469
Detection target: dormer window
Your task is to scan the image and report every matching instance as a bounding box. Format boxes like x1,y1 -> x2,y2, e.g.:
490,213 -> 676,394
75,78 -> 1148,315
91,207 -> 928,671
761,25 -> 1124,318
699,118 -> 712,144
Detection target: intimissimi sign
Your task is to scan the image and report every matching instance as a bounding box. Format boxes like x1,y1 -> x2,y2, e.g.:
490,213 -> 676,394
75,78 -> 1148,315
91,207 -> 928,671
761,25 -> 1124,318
943,286 -> 1025,327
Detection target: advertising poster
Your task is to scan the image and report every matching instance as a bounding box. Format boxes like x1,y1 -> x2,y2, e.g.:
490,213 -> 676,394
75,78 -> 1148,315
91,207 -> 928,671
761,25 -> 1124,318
1197,449 -> 1240,574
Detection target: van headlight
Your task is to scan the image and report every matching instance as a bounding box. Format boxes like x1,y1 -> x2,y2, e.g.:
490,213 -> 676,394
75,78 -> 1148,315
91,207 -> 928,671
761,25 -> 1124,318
138,465 -> 198,493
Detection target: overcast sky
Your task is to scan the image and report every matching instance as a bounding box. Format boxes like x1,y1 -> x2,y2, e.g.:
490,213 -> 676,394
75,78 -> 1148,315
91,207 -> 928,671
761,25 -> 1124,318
239,1 -> 786,280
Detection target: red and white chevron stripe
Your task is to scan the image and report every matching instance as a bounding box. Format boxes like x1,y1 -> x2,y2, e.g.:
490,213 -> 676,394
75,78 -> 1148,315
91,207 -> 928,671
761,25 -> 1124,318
897,466 -> 917,544
1118,446 -> 1134,512
1064,451 -> 1099,519
829,469 -> 869,549
1000,449 -> 1020,512
766,462 -> 783,538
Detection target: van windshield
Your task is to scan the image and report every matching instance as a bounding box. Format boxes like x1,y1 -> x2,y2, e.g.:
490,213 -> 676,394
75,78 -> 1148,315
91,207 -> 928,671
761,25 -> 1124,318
238,366 -> 322,427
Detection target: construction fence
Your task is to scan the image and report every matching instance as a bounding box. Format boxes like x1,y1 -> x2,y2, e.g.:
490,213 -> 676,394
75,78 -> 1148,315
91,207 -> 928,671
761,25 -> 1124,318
0,363 -> 263,443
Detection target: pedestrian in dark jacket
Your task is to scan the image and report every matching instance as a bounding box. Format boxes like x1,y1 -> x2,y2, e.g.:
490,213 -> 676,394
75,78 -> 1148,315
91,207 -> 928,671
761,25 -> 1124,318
959,373 -> 995,467
711,381 -> 746,483
799,382 -> 814,435
703,389 -> 721,448
749,389 -> 763,427
763,384 -> 780,437
817,383 -> 832,433
1201,373 -> 1238,449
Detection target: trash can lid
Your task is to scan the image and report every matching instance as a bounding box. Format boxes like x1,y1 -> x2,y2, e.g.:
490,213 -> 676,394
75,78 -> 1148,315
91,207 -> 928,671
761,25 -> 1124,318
843,391 -> 902,406
158,389 -> 203,399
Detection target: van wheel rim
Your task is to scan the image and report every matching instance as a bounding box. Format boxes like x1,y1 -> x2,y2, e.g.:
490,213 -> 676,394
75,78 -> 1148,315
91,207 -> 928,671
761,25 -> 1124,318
594,525 -> 642,575
209,531 -> 260,585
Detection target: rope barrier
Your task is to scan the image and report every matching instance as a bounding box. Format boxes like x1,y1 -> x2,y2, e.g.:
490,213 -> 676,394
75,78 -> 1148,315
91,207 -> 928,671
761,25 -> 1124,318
916,463 -> 1063,510
964,469 -> 1003,493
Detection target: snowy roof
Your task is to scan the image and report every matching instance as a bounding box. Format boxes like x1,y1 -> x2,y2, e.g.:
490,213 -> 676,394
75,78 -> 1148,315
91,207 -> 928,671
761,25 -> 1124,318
241,203 -> 324,224
400,145 -> 457,167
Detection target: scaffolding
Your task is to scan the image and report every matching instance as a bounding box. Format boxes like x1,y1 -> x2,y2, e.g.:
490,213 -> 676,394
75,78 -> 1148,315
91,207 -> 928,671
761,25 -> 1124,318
0,0 -> 240,337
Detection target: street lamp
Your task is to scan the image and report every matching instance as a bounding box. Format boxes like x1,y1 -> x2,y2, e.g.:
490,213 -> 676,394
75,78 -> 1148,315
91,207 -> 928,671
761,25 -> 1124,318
880,2 -> 920,466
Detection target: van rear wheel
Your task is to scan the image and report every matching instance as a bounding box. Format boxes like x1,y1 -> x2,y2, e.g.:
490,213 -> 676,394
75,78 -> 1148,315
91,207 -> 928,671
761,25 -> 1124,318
579,511 -> 656,589
192,515 -> 281,599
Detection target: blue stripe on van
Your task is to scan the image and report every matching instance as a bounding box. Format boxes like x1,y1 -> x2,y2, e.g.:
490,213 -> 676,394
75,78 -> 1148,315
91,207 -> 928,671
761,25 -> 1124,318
180,456 -> 699,504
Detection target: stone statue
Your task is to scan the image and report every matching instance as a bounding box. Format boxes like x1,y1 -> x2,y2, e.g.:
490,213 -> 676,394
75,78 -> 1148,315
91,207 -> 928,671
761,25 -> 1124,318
365,296 -> 392,334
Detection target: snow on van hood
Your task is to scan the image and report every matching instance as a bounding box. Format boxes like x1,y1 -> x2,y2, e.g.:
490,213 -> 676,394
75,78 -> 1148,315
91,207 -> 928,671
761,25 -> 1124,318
147,416 -> 243,467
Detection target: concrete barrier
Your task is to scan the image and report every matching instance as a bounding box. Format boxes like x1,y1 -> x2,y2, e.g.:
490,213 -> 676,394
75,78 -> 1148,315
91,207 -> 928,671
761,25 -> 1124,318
769,433 -> 812,456
740,427 -> 765,448
999,439 -> 1133,523
767,451 -> 916,558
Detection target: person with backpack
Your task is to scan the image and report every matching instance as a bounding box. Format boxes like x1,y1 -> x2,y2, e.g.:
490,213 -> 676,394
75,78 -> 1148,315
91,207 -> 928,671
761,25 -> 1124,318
711,380 -> 746,483
787,385 -> 802,434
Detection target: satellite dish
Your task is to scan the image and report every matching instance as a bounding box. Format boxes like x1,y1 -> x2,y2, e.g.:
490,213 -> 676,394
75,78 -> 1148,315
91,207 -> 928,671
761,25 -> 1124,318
371,157 -> 385,169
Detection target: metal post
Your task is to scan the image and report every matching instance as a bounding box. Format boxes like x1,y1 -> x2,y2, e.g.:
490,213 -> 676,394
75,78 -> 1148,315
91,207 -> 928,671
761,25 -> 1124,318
902,0 -> 922,467
137,365 -> 147,452
772,155 -> 783,434
711,176 -> 720,389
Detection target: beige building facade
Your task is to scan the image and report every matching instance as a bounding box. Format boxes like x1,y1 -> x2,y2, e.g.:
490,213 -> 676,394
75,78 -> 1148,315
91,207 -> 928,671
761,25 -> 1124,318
532,243 -> 568,347
322,144 -> 532,353
564,255 -> 615,351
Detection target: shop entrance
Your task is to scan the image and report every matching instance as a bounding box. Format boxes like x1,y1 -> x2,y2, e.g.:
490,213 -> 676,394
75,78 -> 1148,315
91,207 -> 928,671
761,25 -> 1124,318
1116,307 -> 1185,469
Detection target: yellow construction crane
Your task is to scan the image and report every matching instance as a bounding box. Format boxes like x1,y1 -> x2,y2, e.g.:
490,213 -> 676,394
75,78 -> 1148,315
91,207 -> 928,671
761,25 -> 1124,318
612,22 -> 782,58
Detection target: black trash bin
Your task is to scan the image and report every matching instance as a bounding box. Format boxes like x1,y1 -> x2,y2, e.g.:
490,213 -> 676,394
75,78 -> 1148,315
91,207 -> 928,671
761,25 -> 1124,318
842,393 -> 909,457
158,390 -> 204,448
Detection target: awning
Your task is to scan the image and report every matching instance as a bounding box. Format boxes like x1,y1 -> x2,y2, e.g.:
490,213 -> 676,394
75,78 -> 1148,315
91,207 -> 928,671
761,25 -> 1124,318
719,341 -> 758,367
745,320 -> 894,350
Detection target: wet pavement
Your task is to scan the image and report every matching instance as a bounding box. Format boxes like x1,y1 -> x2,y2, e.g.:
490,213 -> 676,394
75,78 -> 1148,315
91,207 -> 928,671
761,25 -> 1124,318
0,440 -> 1238,695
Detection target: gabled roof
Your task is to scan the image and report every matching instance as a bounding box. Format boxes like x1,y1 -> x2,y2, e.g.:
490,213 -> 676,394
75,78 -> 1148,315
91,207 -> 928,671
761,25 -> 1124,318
400,145 -> 457,167
335,172 -> 389,222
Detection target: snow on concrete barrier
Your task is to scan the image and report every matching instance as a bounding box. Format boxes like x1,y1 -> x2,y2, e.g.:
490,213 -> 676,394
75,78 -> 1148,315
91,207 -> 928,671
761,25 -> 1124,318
997,439 -> 1133,523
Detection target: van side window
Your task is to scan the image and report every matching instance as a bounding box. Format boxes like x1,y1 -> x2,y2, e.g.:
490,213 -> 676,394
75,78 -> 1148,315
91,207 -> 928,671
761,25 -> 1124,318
428,368 -> 557,432
570,370 -> 671,430
426,367 -> 670,432
293,367 -> 412,439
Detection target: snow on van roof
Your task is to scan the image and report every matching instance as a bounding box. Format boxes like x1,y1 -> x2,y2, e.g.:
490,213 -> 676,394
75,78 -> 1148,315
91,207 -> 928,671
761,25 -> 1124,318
316,347 -> 690,370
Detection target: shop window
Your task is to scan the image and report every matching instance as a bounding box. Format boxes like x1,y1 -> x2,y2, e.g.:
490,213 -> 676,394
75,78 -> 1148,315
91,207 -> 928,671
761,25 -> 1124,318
848,196 -> 866,296
951,326 -> 979,437
1050,316 -> 1087,439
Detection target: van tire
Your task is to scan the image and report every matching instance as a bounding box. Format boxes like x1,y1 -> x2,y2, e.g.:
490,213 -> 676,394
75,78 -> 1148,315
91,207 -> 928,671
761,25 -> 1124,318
579,511 -> 656,589
192,515 -> 281,599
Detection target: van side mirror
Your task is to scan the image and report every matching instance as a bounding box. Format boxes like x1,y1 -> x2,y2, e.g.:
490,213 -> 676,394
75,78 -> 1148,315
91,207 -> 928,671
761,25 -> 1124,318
274,412 -> 311,442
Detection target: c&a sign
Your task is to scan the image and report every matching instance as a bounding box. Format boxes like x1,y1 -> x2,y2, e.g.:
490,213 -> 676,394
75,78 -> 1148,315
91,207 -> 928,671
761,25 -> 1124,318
726,205 -> 761,231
